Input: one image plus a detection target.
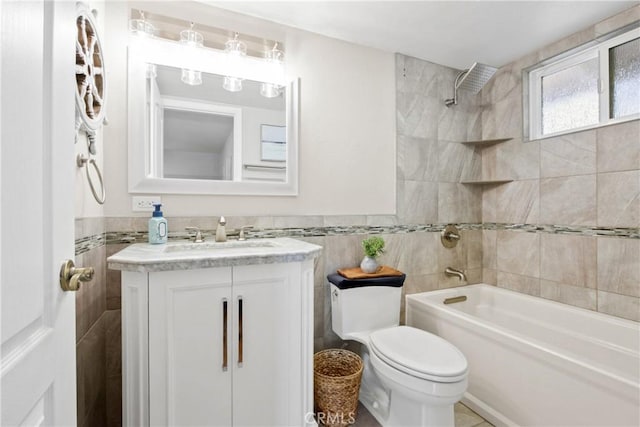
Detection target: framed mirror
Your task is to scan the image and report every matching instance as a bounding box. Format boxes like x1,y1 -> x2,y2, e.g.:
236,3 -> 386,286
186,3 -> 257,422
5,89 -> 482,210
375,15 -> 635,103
128,37 -> 299,195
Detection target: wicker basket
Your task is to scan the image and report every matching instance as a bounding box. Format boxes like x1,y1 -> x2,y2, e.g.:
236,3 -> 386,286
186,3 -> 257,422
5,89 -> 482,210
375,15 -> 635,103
314,349 -> 364,427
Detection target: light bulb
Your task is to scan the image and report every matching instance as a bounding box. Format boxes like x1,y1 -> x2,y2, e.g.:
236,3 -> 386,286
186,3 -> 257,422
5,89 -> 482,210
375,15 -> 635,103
180,22 -> 203,48
129,10 -> 154,37
264,43 -> 284,64
260,82 -> 281,98
181,69 -> 202,86
223,76 -> 243,92
225,33 -> 247,57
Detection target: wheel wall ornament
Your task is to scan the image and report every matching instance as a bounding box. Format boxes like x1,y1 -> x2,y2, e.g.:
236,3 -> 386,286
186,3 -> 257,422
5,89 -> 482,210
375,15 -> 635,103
75,2 -> 107,155
75,2 -> 107,204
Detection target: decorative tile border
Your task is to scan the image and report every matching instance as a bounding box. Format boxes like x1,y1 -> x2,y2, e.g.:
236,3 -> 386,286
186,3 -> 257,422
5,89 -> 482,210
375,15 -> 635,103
75,233 -> 106,255
76,221 -> 638,255
484,223 -> 639,239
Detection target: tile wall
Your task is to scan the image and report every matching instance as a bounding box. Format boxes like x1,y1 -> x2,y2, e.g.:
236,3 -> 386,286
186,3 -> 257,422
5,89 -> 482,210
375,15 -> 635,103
393,53 -> 486,323
480,5 -> 640,321
75,217 -> 107,427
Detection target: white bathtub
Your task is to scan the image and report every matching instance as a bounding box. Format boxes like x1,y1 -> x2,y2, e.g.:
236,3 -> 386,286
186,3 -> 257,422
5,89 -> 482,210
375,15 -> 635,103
406,284 -> 640,427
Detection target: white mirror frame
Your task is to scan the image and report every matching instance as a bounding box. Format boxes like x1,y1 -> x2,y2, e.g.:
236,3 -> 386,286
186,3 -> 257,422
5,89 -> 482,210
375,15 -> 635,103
127,37 -> 299,196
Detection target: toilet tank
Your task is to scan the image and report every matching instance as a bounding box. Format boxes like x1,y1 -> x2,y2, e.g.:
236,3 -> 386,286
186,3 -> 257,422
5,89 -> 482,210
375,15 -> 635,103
330,282 -> 402,340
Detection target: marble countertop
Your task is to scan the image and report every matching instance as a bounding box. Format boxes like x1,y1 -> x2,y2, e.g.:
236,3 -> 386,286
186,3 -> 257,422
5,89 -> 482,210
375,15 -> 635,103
107,237 -> 322,273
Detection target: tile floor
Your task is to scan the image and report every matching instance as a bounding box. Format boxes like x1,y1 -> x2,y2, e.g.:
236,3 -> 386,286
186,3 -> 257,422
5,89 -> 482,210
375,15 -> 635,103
351,401 -> 493,427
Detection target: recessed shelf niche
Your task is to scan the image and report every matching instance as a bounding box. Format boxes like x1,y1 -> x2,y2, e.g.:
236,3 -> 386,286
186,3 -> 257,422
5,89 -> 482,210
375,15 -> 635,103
460,138 -> 512,147
459,137 -> 513,186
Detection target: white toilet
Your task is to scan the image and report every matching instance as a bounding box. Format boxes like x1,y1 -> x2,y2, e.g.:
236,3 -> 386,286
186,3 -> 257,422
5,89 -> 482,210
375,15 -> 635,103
329,275 -> 468,427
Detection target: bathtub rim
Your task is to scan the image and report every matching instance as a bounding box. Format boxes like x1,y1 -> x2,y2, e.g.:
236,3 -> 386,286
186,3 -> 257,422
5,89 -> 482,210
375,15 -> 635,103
405,283 -> 640,390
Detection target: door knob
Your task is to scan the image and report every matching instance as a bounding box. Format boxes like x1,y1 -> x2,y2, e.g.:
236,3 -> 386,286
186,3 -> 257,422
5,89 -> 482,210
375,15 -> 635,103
59,259 -> 94,291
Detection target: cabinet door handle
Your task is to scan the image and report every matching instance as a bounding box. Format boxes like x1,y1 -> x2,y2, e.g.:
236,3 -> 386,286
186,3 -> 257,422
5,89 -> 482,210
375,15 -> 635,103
238,296 -> 243,367
222,298 -> 228,372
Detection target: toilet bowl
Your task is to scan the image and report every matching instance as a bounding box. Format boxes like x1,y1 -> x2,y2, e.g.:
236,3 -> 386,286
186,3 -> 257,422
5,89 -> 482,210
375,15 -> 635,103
367,326 -> 468,426
328,274 -> 468,427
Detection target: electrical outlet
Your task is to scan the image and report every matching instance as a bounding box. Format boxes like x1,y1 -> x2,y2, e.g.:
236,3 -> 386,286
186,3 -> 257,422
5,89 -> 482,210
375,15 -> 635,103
132,196 -> 162,212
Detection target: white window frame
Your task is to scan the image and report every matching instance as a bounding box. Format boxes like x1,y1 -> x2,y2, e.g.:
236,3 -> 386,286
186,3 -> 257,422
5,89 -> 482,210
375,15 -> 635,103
527,26 -> 640,141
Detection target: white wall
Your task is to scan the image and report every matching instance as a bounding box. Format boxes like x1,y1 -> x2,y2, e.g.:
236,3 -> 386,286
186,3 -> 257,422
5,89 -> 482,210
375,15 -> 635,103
104,1 -> 396,217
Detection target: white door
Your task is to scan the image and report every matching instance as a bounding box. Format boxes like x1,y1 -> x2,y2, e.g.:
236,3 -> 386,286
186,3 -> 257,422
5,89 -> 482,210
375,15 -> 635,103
1,1 -> 77,425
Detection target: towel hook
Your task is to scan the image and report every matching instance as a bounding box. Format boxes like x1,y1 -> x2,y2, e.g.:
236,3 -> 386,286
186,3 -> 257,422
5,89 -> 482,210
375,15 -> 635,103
77,153 -> 105,205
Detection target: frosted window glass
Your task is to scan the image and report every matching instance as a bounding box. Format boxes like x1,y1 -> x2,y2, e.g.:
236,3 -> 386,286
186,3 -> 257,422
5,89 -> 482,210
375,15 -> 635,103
610,37 -> 640,118
541,57 -> 599,135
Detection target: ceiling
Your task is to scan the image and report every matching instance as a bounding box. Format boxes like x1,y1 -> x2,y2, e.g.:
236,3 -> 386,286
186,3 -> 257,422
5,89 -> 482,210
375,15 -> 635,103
210,1 -> 637,70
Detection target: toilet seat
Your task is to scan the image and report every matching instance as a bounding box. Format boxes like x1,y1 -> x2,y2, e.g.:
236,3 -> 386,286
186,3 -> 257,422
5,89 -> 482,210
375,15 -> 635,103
369,326 -> 468,383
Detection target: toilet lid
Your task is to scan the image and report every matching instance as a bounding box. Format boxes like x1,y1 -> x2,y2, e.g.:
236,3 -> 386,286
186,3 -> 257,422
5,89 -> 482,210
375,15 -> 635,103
369,326 -> 467,382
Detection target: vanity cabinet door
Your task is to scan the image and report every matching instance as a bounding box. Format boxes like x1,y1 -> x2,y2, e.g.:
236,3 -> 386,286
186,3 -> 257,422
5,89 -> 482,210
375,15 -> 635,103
232,263 -> 302,426
148,267 -> 233,426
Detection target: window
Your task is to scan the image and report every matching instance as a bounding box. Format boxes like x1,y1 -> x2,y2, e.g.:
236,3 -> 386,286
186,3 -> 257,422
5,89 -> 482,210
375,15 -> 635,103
260,124 -> 286,162
528,26 -> 640,140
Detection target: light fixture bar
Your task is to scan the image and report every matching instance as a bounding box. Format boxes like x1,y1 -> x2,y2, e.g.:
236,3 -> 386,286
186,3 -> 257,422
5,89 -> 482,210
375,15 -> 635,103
131,32 -> 286,86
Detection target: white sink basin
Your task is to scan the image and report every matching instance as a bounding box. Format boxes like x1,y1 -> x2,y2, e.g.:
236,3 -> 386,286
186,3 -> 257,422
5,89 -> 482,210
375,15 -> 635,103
163,240 -> 278,253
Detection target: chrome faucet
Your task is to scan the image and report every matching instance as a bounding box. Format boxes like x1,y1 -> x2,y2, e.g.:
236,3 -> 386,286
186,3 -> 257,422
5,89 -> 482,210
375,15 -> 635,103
445,267 -> 467,282
215,216 -> 227,242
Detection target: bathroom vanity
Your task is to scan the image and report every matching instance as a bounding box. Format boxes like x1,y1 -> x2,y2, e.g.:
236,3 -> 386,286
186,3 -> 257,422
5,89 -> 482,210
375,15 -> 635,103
108,238 -> 321,427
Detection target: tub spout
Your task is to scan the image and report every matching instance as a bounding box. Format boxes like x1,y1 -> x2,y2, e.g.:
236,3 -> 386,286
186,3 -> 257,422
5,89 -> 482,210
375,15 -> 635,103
445,267 -> 467,281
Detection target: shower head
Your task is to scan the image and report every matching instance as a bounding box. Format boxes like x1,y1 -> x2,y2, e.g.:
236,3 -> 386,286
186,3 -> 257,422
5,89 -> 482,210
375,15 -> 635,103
457,62 -> 498,94
445,62 -> 497,107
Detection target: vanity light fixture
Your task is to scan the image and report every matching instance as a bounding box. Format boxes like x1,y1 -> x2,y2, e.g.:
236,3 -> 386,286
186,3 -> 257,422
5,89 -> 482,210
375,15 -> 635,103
260,43 -> 284,98
129,10 -> 155,37
180,22 -> 203,47
179,22 -> 204,86
225,32 -> 247,57
222,33 -> 246,92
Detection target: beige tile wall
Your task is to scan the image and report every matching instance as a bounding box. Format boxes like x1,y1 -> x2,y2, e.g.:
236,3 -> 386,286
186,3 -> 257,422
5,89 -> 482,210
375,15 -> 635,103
480,6 -> 640,321
396,55 -> 484,225
306,227 -> 482,350
75,217 -> 108,427
76,217 -> 123,427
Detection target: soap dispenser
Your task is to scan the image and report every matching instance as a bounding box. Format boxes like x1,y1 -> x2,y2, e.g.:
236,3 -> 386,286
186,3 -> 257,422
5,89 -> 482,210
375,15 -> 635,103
215,216 -> 227,242
149,203 -> 168,244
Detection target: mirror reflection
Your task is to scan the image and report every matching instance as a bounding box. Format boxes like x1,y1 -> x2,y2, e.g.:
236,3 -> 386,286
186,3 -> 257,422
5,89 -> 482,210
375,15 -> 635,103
148,64 -> 286,182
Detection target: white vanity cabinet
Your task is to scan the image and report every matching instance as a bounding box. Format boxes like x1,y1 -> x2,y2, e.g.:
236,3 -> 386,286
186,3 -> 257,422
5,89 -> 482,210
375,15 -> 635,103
109,239 -> 320,427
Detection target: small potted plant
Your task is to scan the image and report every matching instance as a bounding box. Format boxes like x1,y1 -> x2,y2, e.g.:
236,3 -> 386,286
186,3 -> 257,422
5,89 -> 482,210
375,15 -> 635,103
361,236 -> 385,273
